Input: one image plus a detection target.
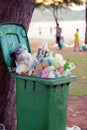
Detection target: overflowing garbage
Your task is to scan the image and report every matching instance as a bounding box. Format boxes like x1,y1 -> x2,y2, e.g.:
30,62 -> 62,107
11,43 -> 76,78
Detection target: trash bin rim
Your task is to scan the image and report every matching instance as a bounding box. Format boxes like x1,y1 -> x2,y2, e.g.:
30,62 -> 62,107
11,72 -> 77,85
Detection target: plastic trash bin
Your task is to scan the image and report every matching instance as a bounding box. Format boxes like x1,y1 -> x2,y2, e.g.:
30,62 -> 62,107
0,22 -> 77,130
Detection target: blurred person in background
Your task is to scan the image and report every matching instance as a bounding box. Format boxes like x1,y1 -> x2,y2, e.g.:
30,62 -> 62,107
56,23 -> 62,50
74,28 -> 81,52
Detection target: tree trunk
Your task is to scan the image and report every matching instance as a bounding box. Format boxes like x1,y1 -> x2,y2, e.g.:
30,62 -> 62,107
0,0 -> 35,130
85,3 -> 87,44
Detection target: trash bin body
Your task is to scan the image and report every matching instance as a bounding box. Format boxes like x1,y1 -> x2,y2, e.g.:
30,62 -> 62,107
0,22 -> 77,130
13,74 -> 76,130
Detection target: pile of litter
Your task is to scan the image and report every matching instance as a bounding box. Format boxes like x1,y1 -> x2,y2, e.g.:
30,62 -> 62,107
11,43 -> 76,78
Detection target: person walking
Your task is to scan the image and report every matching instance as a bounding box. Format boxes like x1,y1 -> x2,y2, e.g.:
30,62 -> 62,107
56,23 -> 62,50
74,28 -> 80,51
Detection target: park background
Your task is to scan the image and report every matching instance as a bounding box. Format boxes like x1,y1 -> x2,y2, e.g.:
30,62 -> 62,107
28,4 -> 85,45
28,4 -> 87,97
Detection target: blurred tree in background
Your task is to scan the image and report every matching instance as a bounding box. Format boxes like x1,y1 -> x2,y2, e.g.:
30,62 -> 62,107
36,0 -> 83,24
36,0 -> 87,44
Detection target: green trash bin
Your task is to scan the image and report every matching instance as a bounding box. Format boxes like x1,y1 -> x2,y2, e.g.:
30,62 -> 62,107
0,22 -> 77,130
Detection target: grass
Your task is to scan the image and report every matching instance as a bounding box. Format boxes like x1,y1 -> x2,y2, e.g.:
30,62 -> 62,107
61,52 -> 87,98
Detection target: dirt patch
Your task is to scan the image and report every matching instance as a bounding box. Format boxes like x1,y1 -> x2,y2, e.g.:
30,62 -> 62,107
67,96 -> 87,130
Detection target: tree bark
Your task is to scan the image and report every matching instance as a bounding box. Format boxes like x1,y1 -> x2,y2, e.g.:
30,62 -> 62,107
0,0 -> 35,130
85,3 -> 87,44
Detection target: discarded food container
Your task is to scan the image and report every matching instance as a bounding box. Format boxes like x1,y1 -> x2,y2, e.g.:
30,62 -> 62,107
0,22 -> 77,130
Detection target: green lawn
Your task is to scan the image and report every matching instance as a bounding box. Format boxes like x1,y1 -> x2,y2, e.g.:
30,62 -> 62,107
61,52 -> 87,98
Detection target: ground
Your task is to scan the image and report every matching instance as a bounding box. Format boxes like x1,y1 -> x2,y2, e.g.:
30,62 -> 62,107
67,96 -> 87,130
29,39 -> 87,130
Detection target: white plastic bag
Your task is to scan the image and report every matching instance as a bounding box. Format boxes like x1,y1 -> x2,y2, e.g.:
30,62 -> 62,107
66,126 -> 81,130
0,124 -> 5,130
